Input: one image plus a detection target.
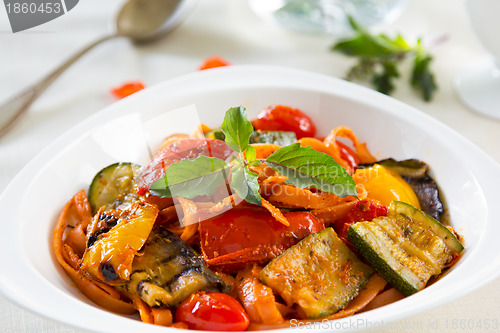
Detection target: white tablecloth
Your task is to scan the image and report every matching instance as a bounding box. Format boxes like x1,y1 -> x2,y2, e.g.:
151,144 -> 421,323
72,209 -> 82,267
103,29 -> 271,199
1,0 -> 499,332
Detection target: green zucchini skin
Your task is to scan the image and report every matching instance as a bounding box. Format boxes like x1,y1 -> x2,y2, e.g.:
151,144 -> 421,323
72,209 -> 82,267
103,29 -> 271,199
348,201 -> 463,296
88,162 -> 141,214
260,227 -> 373,319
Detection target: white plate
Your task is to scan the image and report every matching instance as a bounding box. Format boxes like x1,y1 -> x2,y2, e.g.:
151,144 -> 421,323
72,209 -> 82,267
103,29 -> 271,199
1,65 -> 500,333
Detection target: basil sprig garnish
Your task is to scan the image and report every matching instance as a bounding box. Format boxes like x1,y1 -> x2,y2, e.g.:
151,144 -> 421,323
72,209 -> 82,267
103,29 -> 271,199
149,106 -> 358,204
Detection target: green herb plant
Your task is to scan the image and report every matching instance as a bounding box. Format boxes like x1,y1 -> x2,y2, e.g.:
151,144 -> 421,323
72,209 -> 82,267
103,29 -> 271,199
332,17 -> 438,101
149,106 -> 357,205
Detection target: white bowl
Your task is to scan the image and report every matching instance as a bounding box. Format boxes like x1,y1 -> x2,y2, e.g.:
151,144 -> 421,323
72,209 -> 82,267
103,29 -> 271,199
1,65 -> 500,333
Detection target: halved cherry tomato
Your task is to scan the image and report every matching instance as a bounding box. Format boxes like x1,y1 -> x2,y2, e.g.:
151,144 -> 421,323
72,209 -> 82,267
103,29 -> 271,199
333,199 -> 388,246
175,291 -> 250,331
253,105 -> 317,139
337,140 -> 360,171
136,138 -> 235,194
199,56 -> 231,70
110,81 -> 145,99
199,207 -> 324,273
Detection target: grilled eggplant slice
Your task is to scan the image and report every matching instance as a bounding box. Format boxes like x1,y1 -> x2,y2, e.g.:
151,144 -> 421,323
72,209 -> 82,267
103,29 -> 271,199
88,162 -> 141,214
359,159 -> 444,220
123,226 -> 227,308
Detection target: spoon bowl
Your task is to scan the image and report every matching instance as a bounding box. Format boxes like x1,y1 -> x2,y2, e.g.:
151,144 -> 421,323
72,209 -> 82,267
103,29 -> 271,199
117,0 -> 197,43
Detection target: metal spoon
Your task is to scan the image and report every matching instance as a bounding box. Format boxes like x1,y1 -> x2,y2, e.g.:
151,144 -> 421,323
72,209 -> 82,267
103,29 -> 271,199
0,0 -> 196,139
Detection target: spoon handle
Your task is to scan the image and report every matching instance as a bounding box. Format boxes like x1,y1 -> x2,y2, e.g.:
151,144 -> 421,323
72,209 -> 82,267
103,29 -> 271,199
0,34 -> 117,139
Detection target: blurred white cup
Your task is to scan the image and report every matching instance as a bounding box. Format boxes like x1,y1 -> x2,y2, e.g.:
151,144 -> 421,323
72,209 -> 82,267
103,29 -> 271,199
455,0 -> 500,118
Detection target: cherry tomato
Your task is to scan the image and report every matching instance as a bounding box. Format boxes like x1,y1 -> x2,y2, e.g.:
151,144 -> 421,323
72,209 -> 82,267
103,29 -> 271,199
199,207 -> 324,272
110,81 -> 145,99
336,140 -> 360,171
253,105 -> 317,139
199,56 -> 231,70
333,199 -> 388,245
136,138 -> 235,194
175,291 -> 249,331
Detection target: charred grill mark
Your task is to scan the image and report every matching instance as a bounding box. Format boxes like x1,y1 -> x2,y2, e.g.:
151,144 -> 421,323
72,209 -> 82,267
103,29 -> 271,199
161,266 -> 202,289
99,212 -> 120,226
87,213 -> 123,248
100,262 -> 119,282
137,279 -> 152,296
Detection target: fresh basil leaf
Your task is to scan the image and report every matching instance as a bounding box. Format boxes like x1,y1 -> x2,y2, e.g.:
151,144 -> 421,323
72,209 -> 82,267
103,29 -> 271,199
230,165 -> 262,205
266,143 -> 358,198
221,106 -> 254,153
149,156 -> 229,198
246,145 -> 257,162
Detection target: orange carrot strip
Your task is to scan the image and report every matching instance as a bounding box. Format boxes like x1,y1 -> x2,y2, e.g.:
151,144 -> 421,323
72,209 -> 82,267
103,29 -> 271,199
177,198 -> 199,243
65,223 -> 87,258
361,288 -> 404,312
53,197 -> 135,315
263,183 -> 348,209
72,189 -> 93,228
261,198 -> 289,226
324,126 -> 376,164
309,200 -> 358,224
236,265 -> 284,325
251,143 -> 282,159
207,194 -> 237,215
130,294 -> 154,324
248,273 -> 387,330
62,244 -> 80,270
170,322 -> 189,329
275,302 -> 295,318
298,138 -> 350,171
92,280 -> 123,300
156,134 -> 190,154
151,308 -> 174,326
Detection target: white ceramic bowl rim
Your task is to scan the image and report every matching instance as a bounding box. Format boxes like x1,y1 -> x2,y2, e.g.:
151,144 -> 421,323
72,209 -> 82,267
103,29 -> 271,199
1,65 -> 500,333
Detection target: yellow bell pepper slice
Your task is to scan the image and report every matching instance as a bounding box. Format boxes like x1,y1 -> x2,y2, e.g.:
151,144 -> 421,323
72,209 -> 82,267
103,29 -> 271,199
353,164 -> 420,209
80,201 -> 159,284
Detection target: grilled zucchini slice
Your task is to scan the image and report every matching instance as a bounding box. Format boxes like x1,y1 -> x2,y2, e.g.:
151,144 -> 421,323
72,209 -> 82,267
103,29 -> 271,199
348,201 -> 463,296
261,227 -> 373,319
88,162 -> 141,214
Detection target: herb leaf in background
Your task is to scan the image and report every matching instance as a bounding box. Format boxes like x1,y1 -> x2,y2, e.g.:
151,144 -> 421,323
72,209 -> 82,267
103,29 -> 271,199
411,40 -> 438,102
332,17 -> 438,101
266,143 -> 358,198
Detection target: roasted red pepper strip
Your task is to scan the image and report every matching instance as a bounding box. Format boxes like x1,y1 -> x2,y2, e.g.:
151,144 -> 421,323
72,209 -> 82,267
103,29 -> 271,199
199,207 -> 324,273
